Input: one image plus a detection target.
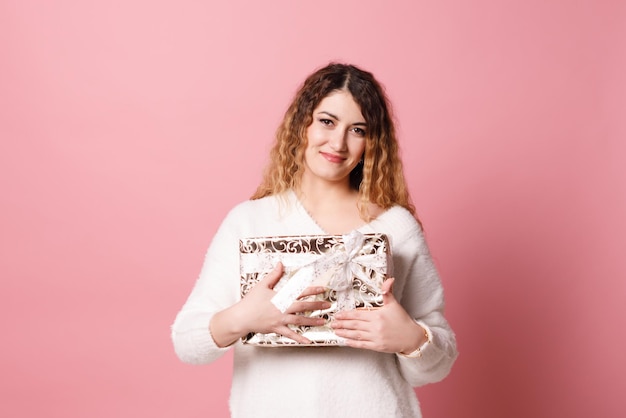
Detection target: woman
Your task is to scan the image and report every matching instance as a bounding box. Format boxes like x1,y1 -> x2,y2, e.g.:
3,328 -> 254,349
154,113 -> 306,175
172,63 -> 458,417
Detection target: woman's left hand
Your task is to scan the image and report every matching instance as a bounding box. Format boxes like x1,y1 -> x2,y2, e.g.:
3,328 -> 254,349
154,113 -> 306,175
330,278 -> 426,354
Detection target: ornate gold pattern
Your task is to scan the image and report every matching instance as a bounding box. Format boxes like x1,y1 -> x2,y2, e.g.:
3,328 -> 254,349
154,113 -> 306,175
239,232 -> 391,346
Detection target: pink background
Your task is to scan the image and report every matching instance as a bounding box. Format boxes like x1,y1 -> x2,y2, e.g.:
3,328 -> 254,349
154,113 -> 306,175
2,1 -> 625,417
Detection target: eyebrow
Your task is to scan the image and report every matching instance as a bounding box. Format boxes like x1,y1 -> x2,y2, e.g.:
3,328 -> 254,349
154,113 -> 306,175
318,111 -> 367,126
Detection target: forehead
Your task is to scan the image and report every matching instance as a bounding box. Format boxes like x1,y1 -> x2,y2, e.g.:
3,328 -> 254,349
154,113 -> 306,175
314,90 -> 365,121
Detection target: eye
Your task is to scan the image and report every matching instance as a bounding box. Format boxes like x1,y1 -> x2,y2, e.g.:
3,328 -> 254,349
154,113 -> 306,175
351,127 -> 366,137
319,118 -> 334,127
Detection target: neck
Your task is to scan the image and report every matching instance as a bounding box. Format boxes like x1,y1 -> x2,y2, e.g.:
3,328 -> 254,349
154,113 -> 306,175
298,177 -> 356,207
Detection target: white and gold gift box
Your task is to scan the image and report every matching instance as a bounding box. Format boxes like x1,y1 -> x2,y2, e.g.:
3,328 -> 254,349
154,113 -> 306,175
239,230 -> 392,346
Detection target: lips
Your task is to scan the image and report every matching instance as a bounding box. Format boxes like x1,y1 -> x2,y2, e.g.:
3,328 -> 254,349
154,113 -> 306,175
320,152 -> 346,163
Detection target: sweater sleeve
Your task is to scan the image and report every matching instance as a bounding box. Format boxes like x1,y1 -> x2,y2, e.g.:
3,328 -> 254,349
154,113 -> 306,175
171,207 -> 243,365
389,215 -> 459,387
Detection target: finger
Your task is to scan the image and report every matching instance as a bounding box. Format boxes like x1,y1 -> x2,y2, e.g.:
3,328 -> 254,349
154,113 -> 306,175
330,318 -> 368,331
285,313 -> 327,328
286,300 -> 332,314
332,328 -> 372,343
334,328 -> 392,352
340,337 -> 384,352
260,262 -> 284,289
298,286 -> 326,298
341,338 -> 371,350
382,277 -> 396,305
276,326 -> 313,345
334,308 -> 369,321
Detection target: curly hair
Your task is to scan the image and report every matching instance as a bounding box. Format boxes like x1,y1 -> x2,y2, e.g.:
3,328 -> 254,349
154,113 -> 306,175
252,63 -> 417,222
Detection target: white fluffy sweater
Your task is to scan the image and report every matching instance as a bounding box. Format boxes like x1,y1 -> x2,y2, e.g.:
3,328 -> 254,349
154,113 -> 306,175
172,192 -> 458,417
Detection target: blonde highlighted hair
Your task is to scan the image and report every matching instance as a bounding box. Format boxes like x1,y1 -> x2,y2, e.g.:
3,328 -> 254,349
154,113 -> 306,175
252,63 -> 417,223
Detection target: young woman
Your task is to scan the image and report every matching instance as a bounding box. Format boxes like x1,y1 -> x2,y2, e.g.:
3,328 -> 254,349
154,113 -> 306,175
172,63 -> 458,417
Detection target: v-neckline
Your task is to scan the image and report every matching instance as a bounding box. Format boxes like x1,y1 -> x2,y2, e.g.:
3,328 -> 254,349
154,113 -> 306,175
288,190 -> 392,235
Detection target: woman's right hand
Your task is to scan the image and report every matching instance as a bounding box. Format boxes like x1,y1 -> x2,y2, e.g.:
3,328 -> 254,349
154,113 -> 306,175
209,263 -> 329,347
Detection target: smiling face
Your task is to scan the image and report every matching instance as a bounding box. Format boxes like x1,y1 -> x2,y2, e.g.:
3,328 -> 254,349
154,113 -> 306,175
302,90 -> 367,189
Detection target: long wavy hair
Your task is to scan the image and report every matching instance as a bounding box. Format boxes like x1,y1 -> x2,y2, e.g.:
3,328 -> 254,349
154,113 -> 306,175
252,63 -> 417,222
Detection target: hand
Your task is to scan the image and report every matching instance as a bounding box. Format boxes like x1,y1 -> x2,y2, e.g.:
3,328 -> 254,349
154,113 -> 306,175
211,263 -> 329,346
330,278 -> 427,354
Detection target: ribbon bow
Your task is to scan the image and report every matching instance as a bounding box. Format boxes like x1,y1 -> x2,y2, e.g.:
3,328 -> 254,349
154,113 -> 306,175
271,230 -> 385,313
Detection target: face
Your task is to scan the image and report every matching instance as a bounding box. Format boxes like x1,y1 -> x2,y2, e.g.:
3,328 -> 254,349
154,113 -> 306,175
302,90 -> 367,188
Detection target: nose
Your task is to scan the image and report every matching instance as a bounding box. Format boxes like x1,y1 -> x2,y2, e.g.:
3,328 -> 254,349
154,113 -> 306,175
328,129 -> 348,152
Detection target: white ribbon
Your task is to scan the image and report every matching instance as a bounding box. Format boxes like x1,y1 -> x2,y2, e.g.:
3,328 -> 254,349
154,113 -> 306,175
271,230 -> 385,313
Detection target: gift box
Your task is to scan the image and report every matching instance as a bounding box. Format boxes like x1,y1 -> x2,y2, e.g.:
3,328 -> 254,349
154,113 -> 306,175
239,230 -> 392,346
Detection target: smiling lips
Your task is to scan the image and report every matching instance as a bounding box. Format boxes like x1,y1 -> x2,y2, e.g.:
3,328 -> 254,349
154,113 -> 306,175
320,151 -> 346,163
